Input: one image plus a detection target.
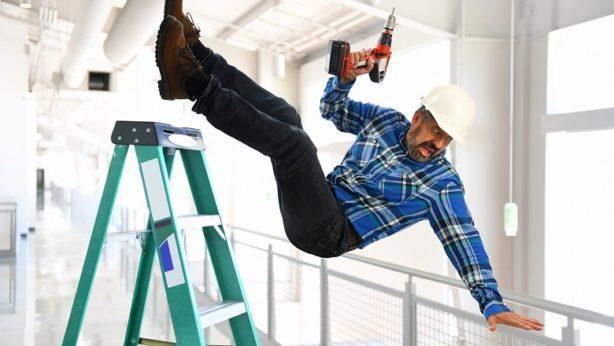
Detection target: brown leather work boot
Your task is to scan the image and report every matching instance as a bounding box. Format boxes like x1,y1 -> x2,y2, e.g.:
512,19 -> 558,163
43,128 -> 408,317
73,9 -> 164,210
155,16 -> 202,100
164,0 -> 201,47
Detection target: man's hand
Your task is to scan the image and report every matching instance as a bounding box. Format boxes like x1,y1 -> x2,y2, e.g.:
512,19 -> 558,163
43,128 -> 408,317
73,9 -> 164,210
340,49 -> 375,84
487,311 -> 544,332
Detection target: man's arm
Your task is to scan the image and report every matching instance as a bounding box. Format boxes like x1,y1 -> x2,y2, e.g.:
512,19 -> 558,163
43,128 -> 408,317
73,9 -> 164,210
426,181 -> 544,331
426,181 -> 510,318
319,76 -> 379,135
320,51 -> 397,135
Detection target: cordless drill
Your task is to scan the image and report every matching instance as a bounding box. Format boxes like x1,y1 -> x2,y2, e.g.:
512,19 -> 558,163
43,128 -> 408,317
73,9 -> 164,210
325,8 -> 396,83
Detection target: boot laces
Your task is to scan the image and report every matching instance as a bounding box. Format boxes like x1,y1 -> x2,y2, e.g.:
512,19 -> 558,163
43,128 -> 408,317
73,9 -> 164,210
184,12 -> 201,38
178,47 -> 200,72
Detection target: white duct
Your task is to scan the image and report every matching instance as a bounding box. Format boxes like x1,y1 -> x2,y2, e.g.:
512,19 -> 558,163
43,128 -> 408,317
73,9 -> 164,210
60,0 -> 115,88
103,0 -> 164,66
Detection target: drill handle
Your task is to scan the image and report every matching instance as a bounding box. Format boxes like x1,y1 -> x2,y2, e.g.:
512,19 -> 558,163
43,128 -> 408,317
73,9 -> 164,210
369,51 -> 391,83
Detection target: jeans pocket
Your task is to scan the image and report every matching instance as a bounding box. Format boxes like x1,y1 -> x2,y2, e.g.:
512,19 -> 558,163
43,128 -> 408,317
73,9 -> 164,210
309,215 -> 346,258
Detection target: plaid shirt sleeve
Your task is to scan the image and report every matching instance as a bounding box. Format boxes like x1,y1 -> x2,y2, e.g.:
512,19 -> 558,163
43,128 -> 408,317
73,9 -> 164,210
426,181 -> 511,319
319,76 -> 379,135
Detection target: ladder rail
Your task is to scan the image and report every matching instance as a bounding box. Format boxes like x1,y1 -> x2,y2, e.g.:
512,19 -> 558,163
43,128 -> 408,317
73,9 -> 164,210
62,145 -> 129,346
135,145 -> 205,345
181,149 -> 261,345
124,148 -> 177,346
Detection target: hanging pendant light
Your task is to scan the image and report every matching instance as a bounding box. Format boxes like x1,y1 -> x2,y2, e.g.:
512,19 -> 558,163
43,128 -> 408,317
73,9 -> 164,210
504,0 -> 518,237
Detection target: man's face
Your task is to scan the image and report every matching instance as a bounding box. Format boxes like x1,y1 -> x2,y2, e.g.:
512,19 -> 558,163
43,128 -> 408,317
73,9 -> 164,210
405,109 -> 453,162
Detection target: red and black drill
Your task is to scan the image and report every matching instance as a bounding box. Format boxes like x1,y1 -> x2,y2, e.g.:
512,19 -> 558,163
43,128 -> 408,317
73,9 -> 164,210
325,8 -> 396,83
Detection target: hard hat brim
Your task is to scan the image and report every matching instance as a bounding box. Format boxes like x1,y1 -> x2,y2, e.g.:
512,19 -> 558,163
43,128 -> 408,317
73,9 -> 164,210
422,105 -> 467,146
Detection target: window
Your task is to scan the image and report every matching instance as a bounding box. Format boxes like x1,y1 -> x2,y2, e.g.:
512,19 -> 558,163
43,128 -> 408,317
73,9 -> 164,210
547,14 -> 614,114
545,129 -> 614,343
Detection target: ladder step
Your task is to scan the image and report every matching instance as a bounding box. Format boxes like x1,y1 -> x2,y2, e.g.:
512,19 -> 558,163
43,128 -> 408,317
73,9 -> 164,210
199,300 -> 246,328
138,337 -> 176,345
177,214 -> 221,229
105,215 -> 223,243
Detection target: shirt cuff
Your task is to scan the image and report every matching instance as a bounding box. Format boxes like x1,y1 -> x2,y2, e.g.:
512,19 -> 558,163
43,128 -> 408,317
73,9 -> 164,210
483,301 -> 512,319
332,76 -> 356,92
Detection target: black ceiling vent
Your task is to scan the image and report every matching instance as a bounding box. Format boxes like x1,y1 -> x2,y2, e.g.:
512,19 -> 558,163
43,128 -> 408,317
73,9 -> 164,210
88,71 -> 111,91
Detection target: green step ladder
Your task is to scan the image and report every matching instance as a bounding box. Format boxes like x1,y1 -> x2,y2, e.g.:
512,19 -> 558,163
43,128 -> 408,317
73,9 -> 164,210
62,121 -> 260,346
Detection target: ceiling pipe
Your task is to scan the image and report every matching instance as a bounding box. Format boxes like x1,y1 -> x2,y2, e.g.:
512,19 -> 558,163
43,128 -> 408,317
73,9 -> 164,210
60,0 -> 114,88
103,0 -> 164,66
216,0 -> 281,40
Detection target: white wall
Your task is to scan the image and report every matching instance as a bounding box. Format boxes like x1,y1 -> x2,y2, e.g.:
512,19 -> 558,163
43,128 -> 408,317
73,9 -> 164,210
257,50 -> 300,108
454,38 -> 513,302
0,16 -> 36,236
0,13 -> 35,345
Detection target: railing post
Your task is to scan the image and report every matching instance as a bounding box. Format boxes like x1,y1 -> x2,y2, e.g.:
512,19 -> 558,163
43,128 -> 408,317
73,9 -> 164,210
230,229 -> 236,252
403,276 -> 417,346
320,258 -> 330,346
562,317 -> 580,346
267,244 -> 276,341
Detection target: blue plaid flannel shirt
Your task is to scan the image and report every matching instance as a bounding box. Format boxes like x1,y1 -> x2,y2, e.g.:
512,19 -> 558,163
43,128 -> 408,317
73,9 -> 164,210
320,77 -> 511,319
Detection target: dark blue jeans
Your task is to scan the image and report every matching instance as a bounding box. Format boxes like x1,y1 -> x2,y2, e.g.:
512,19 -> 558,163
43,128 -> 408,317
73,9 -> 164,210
191,53 -> 359,258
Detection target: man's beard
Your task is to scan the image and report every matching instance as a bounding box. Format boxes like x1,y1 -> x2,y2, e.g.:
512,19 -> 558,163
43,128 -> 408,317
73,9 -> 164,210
406,134 -> 439,163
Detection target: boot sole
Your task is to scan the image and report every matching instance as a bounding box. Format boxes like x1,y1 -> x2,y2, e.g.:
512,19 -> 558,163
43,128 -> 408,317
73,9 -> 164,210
155,16 -> 173,100
163,0 -> 173,17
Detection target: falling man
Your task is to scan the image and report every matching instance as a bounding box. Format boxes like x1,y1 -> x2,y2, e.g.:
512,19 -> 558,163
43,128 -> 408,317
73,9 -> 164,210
155,0 -> 544,332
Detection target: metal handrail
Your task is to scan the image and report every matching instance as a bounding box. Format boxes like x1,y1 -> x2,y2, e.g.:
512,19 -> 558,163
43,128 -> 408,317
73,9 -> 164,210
228,224 -> 614,329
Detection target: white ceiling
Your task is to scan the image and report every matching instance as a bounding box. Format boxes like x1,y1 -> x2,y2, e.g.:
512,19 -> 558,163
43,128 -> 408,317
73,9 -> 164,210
4,0 -> 407,60
184,0 -> 384,60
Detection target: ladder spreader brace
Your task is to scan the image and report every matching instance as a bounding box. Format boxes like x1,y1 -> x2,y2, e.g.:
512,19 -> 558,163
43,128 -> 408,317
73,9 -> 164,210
62,121 -> 260,346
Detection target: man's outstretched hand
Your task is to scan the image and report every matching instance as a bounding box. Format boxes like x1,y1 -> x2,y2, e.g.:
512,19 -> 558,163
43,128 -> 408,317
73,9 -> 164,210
487,311 -> 544,332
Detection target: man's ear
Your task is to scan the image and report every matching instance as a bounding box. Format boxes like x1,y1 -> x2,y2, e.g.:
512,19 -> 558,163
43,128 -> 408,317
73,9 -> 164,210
411,110 -> 421,125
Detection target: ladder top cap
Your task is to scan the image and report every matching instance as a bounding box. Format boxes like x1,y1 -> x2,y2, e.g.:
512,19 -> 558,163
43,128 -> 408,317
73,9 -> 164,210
111,121 -> 205,150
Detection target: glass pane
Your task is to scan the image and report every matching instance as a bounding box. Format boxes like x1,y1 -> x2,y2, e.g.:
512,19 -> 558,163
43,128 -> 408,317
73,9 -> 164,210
0,213 -> 12,251
547,14 -> 614,114
545,129 -> 614,344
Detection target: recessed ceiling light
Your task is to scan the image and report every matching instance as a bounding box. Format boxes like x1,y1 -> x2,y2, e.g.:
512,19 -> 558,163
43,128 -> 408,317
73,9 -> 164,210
20,0 -> 32,9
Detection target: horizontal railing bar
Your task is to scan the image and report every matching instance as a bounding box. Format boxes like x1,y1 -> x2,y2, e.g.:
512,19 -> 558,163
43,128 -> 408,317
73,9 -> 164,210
233,240 -> 268,252
177,214 -> 221,229
272,252 -> 320,269
236,239 -> 404,291
327,268 -> 404,298
414,296 -> 560,346
415,296 -> 484,323
233,239 -> 321,269
230,225 -> 288,242
228,225 -> 614,328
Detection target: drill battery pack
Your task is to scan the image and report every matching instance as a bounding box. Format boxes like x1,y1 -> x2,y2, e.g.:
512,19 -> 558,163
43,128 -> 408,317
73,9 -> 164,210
325,40 -> 351,77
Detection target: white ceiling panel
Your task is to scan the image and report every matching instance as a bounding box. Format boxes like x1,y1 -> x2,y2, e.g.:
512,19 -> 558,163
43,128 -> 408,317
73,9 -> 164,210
4,0 -> 454,62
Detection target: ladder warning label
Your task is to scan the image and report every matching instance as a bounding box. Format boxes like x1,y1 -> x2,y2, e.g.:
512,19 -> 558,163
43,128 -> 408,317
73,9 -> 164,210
141,159 -> 171,222
159,235 -> 185,288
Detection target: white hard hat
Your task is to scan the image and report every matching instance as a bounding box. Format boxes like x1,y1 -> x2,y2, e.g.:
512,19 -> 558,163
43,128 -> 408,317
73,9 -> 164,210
420,84 -> 476,145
